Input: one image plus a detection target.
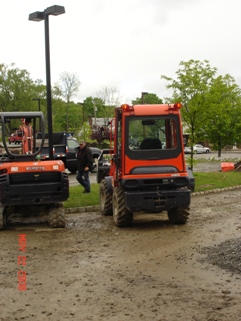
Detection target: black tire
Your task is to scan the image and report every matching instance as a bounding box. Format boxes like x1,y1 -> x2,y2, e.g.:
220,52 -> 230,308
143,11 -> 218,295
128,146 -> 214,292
206,150 -> 209,153
112,187 -> 133,227
0,205 -> 7,230
167,208 -> 189,225
100,180 -> 112,215
8,140 -> 11,144
49,202 -> 66,228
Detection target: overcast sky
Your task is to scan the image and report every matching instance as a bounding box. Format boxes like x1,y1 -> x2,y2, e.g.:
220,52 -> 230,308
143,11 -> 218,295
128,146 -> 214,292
1,0 -> 241,104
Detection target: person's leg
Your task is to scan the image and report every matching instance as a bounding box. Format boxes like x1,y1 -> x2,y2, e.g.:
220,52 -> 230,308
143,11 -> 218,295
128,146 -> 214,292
83,171 -> 90,192
76,170 -> 86,189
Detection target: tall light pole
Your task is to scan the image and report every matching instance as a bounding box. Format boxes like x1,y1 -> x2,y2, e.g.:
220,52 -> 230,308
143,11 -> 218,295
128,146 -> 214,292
29,5 -> 65,160
141,92 -> 148,104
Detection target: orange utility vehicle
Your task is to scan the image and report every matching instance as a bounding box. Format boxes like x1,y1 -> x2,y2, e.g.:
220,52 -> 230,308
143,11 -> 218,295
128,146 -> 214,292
97,103 -> 194,227
0,112 -> 69,229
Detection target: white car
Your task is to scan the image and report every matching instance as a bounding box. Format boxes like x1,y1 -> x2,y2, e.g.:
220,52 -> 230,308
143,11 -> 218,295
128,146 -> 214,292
184,144 -> 210,154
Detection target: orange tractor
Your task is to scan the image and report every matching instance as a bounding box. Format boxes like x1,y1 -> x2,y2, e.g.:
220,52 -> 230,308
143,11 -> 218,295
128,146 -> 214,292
0,112 -> 69,229
97,103 -> 194,227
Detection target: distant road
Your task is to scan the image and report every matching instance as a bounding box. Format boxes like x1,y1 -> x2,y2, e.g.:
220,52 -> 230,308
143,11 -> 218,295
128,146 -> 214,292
191,150 -> 241,159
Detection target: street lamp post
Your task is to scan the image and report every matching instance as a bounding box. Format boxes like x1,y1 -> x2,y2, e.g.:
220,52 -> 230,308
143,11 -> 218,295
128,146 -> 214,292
29,5 -> 65,160
141,92 -> 148,104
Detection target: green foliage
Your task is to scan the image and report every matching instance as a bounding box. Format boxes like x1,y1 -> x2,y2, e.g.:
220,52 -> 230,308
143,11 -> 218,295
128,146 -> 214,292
0,63 -> 44,114
161,59 -> 241,165
82,96 -> 114,122
55,72 -> 81,133
202,75 -> 241,155
52,100 -> 82,135
79,122 -> 92,141
132,93 -> 163,105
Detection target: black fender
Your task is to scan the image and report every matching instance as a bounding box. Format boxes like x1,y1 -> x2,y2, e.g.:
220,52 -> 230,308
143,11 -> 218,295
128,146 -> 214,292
187,168 -> 195,192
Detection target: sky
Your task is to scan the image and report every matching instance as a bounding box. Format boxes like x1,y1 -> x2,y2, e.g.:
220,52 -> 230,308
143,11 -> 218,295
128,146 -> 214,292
1,0 -> 241,104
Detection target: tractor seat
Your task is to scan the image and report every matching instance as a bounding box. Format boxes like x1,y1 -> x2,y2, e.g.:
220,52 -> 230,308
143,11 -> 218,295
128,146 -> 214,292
140,138 -> 162,149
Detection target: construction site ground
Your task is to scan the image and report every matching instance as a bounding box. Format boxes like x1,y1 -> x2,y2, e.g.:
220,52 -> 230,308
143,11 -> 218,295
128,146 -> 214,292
1,156 -> 241,321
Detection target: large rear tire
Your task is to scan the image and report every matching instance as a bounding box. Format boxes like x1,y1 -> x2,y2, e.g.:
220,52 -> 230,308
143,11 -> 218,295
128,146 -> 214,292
112,187 -> 133,227
100,180 -> 113,216
49,203 -> 66,228
0,205 -> 7,230
167,208 -> 189,224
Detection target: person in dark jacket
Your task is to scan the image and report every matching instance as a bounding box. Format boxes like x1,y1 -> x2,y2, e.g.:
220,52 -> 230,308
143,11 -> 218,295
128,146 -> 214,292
76,140 -> 94,193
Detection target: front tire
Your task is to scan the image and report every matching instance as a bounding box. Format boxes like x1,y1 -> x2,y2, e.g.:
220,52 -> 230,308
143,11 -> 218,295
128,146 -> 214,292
206,150 -> 209,153
100,180 -> 113,216
49,203 -> 66,228
167,208 -> 189,224
112,187 -> 133,227
0,205 -> 7,230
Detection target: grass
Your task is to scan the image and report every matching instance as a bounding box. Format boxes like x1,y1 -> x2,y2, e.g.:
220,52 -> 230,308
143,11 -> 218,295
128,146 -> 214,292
64,184 -> 100,208
193,171 -> 241,192
64,171 -> 241,208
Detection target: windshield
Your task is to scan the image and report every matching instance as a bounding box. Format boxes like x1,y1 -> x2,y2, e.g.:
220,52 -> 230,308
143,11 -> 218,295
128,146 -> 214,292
128,117 -> 178,151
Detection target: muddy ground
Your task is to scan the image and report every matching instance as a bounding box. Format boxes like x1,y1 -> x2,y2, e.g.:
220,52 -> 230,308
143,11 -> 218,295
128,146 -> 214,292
1,184 -> 241,321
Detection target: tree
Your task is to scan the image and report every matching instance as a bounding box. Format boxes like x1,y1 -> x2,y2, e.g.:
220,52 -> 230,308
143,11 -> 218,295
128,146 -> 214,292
96,86 -> 120,111
56,72 -> 80,133
78,122 -> 92,142
0,63 -> 38,111
0,63 -> 46,134
132,93 -> 163,105
202,75 -> 241,156
161,59 -> 217,169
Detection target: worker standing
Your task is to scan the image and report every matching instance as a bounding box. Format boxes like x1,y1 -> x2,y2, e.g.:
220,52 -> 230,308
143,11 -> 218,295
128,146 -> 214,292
76,140 -> 94,193
20,118 -> 33,154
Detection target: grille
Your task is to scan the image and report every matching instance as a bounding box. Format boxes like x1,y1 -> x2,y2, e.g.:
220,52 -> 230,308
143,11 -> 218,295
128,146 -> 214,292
9,172 -> 62,184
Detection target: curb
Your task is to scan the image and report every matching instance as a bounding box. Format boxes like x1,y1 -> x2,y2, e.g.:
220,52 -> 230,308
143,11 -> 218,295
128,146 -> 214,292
65,185 -> 241,213
65,205 -> 100,214
191,184 -> 241,197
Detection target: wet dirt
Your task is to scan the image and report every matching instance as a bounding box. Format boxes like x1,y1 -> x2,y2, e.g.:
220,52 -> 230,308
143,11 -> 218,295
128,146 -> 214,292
1,187 -> 241,321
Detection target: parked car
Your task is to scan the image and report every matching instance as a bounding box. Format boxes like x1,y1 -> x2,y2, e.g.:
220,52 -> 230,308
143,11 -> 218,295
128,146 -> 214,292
66,138 -> 101,173
184,144 -> 210,154
8,130 -> 23,144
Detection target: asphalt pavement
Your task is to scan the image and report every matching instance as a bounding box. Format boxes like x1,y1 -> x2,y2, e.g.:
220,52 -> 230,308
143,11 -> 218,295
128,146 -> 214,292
68,171 -> 97,186
190,150 -> 241,159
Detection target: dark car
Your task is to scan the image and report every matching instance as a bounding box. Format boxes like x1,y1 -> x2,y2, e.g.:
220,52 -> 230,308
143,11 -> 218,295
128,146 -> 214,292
66,138 -> 101,174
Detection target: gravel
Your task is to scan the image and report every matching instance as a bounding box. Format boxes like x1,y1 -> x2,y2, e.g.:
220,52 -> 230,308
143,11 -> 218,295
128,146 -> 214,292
198,238 -> 241,275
